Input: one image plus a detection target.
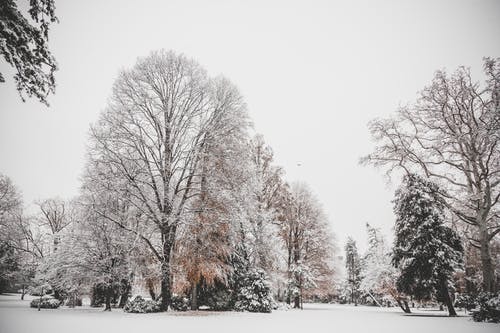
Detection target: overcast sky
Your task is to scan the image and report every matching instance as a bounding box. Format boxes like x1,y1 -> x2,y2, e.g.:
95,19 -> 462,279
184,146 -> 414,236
1,0 -> 499,251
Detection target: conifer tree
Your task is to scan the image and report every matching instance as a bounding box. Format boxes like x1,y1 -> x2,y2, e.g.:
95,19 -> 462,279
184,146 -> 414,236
344,237 -> 361,305
392,174 -> 463,316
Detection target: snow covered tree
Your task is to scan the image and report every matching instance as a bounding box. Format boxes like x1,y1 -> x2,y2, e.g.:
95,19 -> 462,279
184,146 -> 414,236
34,198 -> 74,300
0,174 -> 21,218
174,99 -> 249,309
86,50 -> 249,311
247,135 -> 286,275
280,183 -> 335,308
36,198 -> 70,253
0,0 -> 58,105
362,59 -> 500,292
0,174 -> 43,297
344,237 -> 361,305
360,224 -> 390,305
392,174 -> 463,316
234,269 -> 273,313
36,194 -> 136,311
359,223 -> 412,312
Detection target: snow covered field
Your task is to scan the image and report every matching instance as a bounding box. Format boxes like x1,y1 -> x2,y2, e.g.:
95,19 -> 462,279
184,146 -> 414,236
0,294 -> 497,333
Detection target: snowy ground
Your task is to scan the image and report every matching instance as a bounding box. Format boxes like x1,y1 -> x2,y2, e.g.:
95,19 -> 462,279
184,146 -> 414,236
0,294 -> 498,333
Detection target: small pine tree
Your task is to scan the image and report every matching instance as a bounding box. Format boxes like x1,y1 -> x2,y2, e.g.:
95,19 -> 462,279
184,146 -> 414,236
234,269 -> 273,313
392,174 -> 463,316
344,237 -> 361,305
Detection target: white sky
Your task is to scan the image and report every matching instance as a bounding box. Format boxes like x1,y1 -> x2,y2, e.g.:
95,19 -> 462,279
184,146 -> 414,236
1,0 -> 499,252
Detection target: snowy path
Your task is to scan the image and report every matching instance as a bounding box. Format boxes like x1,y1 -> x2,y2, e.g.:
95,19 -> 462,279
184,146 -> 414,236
0,295 -> 497,333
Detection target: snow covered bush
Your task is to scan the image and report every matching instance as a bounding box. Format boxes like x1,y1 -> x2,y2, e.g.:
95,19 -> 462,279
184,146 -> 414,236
201,286 -> 233,311
28,284 -> 53,297
471,292 -> 500,323
123,296 -> 160,313
454,294 -> 477,311
171,294 -> 189,311
30,296 -> 61,309
234,269 -> 272,313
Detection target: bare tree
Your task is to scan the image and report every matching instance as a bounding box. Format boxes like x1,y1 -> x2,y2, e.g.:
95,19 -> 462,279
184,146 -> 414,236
279,182 -> 335,308
36,198 -> 70,252
361,58 -> 500,292
0,174 -> 45,297
247,135 -> 286,274
174,93 -> 249,310
86,50 -> 247,310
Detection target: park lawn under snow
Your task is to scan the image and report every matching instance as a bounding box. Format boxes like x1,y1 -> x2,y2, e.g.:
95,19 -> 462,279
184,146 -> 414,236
0,294 -> 497,333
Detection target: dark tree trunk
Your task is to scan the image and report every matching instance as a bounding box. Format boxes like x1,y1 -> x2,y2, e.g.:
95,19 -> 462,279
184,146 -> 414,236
392,292 -> 411,313
104,285 -> 112,311
21,285 -> 25,300
479,224 -> 496,292
293,294 -> 300,309
54,289 -> 61,301
159,237 -> 172,311
118,280 -> 131,308
395,297 -> 411,313
441,281 -> 457,317
38,288 -> 43,311
403,300 -> 411,313
191,283 -> 198,310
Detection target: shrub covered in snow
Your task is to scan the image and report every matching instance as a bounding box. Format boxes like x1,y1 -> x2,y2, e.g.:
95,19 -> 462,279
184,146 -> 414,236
171,294 -> 189,311
454,294 -> 477,311
30,296 -> 61,309
197,283 -> 233,311
28,284 -> 53,297
471,292 -> 500,323
234,269 -> 272,313
123,296 -> 160,313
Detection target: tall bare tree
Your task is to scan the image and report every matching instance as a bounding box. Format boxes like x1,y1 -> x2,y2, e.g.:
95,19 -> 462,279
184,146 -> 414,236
248,135 -> 286,274
36,198 -> 70,252
280,182 -> 335,308
0,174 -> 44,297
362,58 -> 500,292
86,50 -> 247,310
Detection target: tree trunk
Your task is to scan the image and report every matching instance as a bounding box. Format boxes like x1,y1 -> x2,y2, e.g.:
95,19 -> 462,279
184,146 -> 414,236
479,224 -> 496,292
440,281 -> 457,317
104,285 -> 112,311
38,288 -> 43,311
293,294 -> 300,309
191,283 -> 198,310
395,299 -> 406,312
118,280 -> 131,308
391,291 -> 411,313
21,285 -> 25,300
300,287 -> 303,310
159,237 -> 172,311
54,289 -> 61,301
403,300 -> 411,313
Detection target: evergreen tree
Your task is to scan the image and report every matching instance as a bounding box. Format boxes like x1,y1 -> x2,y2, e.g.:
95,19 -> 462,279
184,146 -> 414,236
392,174 -> 463,316
0,0 -> 58,105
344,237 -> 361,305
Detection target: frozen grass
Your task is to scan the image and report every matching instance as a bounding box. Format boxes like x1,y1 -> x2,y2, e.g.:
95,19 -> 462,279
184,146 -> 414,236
0,294 -> 498,333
